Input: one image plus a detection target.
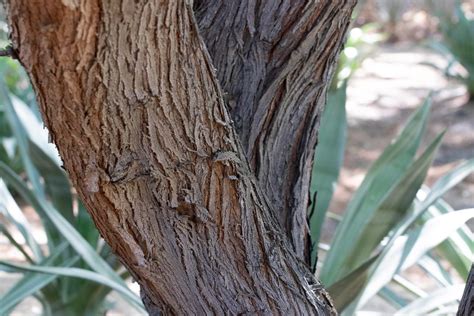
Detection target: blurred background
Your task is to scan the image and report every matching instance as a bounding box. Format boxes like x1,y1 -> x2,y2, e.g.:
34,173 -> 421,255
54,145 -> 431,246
0,0 -> 473,315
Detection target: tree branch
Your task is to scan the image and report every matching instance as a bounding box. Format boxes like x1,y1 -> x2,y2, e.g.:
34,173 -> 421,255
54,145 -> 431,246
0,45 -> 18,59
195,0 -> 357,260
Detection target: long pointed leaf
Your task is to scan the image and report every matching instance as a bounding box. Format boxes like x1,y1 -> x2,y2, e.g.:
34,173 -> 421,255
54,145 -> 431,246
309,81 -> 347,267
419,159 -> 474,214
327,254 -> 379,311
0,223 -> 35,263
0,179 -> 43,260
322,99 -> 432,285
378,287 -> 407,309
0,260 -> 145,313
426,197 -> 473,279
0,161 -> 140,307
340,131 -> 444,273
7,94 -> 73,220
394,284 -> 465,315
0,243 -> 72,314
358,208 -> 474,308
0,81 -> 63,250
8,93 -> 60,165
418,255 -> 453,287
30,141 -> 74,222
392,274 -> 427,298
76,200 -> 100,247
384,160 -> 474,277
0,80 -> 43,198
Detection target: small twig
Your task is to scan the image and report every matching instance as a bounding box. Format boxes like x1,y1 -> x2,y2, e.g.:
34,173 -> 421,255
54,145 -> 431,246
0,45 -> 18,59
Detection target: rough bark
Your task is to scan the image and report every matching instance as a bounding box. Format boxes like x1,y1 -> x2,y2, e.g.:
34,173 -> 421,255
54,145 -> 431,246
457,265 -> 474,316
7,0 -> 354,314
194,1 -> 356,260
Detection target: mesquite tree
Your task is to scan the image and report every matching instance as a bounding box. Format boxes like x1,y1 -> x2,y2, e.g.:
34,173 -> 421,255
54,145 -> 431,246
6,0 -> 356,314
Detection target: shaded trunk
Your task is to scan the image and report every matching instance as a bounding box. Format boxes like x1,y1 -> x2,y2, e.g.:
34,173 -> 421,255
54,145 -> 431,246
195,1 -> 356,260
457,265 -> 474,316
7,0 -> 355,314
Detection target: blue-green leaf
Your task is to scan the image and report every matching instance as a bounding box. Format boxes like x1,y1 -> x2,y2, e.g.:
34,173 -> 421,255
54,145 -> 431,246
339,131 -> 444,274
0,179 -> 43,260
309,81 -> 347,267
0,161 -> 141,310
322,99 -> 431,285
0,243 -> 73,314
0,80 -> 43,198
358,208 -> 474,308
394,284 -> 465,315
0,260 -> 145,314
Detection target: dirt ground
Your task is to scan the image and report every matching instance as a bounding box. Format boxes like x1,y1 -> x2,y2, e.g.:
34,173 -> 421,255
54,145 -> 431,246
1,44 -> 473,316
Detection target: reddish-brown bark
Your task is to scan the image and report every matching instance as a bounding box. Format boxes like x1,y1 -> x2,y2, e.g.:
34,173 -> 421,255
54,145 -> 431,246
7,0 -> 355,314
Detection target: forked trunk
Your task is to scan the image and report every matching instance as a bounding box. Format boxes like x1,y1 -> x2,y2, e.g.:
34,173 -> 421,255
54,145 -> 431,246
7,0 -> 355,314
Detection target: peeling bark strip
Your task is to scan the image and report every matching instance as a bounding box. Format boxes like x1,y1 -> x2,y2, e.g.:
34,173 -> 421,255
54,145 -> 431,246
7,0 -> 354,314
195,0 -> 356,259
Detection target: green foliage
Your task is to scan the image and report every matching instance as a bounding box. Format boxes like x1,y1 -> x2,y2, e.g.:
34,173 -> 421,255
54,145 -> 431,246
0,67 -> 145,314
309,92 -> 474,314
435,2 -> 474,97
310,21 -> 473,313
394,284 -> 465,315
308,81 -> 347,267
320,99 -> 434,285
309,24 -> 385,266
0,23 -> 35,105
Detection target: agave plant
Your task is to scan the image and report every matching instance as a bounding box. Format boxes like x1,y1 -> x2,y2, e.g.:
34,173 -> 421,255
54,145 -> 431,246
309,95 -> 474,314
0,66 -> 145,315
309,23 -> 383,263
433,1 -> 474,99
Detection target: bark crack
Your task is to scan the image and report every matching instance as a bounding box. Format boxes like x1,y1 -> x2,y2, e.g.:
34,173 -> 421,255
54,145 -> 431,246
7,0 -> 355,314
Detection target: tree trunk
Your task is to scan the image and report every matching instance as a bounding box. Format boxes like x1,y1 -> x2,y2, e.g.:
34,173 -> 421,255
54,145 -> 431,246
6,0 -> 355,314
457,265 -> 474,316
194,0 -> 356,261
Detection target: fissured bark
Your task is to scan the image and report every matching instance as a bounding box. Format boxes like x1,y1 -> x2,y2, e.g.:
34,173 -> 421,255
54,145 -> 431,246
7,0 -> 355,314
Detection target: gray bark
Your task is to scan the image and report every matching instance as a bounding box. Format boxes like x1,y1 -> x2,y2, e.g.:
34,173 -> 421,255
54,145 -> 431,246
195,0 -> 356,260
6,0 -> 355,314
457,265 -> 474,316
